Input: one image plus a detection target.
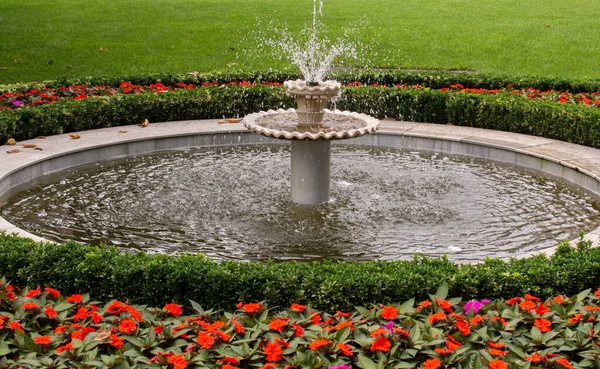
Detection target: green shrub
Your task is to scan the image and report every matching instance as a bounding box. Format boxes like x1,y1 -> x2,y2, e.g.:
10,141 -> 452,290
1,233 -> 599,311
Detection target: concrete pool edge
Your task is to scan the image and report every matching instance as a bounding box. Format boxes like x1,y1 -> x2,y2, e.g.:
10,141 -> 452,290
1,118 -> 599,257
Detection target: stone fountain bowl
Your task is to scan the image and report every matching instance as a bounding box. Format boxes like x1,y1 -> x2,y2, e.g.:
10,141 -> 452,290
243,108 -> 380,140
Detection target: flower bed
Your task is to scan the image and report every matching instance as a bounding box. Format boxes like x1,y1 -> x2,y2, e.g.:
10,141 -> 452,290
2,278 -> 599,369
2,80 -> 599,112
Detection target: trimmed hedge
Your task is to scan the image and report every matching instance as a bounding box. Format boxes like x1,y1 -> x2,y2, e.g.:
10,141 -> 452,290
1,232 -> 599,311
2,85 -> 600,147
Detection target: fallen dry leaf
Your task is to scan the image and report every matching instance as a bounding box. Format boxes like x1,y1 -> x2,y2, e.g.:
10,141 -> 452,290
35,136 -> 46,139
187,71 -> 200,76
22,143 -> 37,148
70,134 -> 81,139
6,138 -> 16,145
14,59 -> 19,63
0,67 -> 7,71
34,147 -> 44,151
138,119 -> 149,128
6,149 -> 20,154
99,47 -> 103,52
226,118 -> 242,123
118,130 -> 128,134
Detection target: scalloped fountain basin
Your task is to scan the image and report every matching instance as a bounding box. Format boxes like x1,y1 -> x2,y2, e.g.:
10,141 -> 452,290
243,108 -> 379,140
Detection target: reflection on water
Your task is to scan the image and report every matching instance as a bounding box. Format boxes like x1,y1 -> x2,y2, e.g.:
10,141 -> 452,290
2,145 -> 599,263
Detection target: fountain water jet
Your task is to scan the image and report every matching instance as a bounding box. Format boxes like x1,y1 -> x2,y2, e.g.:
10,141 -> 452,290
243,0 -> 379,205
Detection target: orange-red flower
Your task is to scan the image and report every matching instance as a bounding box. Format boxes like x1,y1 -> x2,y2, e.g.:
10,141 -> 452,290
110,333 -> 123,349
436,299 -> 453,312
487,342 -> 505,349
470,315 -> 487,325
336,342 -> 353,356
268,318 -> 288,332
569,313 -> 583,324
506,297 -> 521,305
44,287 -> 60,298
118,319 -> 137,334
534,303 -> 550,315
382,306 -> 399,320
164,303 -> 183,317
416,300 -> 432,311
309,339 -> 332,351
290,303 -> 307,313
336,320 -> 353,331
66,294 -> 83,303
370,328 -> 389,337
45,306 -> 58,318
8,321 -> 24,333
423,358 -> 441,369
22,302 -> 39,310
370,337 -> 391,352
107,300 -> 126,315
595,288 -> 600,298
264,342 -> 283,361
57,342 -> 73,353
167,354 -> 187,369
519,300 -> 536,312
197,332 -> 216,349
525,352 -> 542,362
231,317 -> 245,334
429,312 -> 446,324
34,335 -> 53,345
292,323 -> 304,337
534,318 -> 552,333
489,348 -> 507,357
556,358 -> 574,369
455,320 -> 470,336
488,359 -> 508,369
25,287 -> 41,298
237,302 -> 263,314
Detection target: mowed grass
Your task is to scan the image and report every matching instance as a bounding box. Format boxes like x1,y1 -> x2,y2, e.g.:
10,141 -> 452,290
1,0 -> 599,84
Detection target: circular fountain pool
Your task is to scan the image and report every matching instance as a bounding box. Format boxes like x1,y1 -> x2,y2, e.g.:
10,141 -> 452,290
2,144 -> 599,262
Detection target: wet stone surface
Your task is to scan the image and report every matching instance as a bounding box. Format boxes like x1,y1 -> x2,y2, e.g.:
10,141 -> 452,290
2,145 -> 599,263
256,112 -> 367,133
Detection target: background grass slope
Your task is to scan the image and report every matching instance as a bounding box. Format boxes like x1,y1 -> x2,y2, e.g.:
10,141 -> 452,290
1,0 -> 600,84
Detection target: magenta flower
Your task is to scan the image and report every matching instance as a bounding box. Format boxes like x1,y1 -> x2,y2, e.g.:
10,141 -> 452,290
329,365 -> 351,369
10,100 -> 23,107
464,299 -> 490,314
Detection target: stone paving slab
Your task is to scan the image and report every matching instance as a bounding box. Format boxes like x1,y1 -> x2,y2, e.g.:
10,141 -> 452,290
2,119 -> 600,260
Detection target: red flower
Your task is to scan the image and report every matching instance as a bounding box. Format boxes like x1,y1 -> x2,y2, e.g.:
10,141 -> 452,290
34,335 -> 53,345
66,294 -> 83,303
107,300 -> 126,314
309,339 -> 332,351
264,342 -> 283,361
436,299 -> 453,312
534,318 -> 552,333
292,323 -> 304,337
72,306 -> 89,321
336,320 -> 353,331
488,341 -> 505,349
164,303 -> 183,317
455,320 -> 470,336
429,312 -> 446,324
239,302 -> 263,314
25,287 -> 41,298
336,342 -> 354,356
118,319 -> 137,334
221,365 -> 239,369
218,357 -> 240,364
470,316 -> 487,325
167,354 -> 187,369
370,337 -> 391,352
534,303 -> 550,315
197,332 -> 215,349
525,352 -> 542,362
556,358 -> 574,369
489,348 -> 508,357
488,359 -> 508,369
382,306 -> 399,320
569,313 -> 583,324
268,318 -> 288,332
290,303 -> 307,312
57,342 -> 73,353
22,302 -> 39,310
110,334 -> 123,349
416,300 -> 432,311
424,358 -> 441,369
370,328 -> 389,337
45,306 -> 58,318
231,317 -> 245,334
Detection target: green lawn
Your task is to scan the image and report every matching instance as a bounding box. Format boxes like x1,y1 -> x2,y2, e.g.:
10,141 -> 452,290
1,0 -> 599,84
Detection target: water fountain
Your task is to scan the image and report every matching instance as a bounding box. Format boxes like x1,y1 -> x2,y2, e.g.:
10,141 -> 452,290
243,0 -> 379,205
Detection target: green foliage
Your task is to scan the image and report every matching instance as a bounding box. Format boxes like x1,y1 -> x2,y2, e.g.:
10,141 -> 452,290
1,233 -> 600,311
2,78 -> 600,147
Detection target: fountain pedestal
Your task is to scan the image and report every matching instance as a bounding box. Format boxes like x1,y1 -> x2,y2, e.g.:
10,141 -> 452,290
291,140 -> 331,205
243,79 -> 379,205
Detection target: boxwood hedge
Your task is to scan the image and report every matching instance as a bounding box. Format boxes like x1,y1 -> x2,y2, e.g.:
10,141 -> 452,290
1,232 -> 599,311
2,84 -> 600,147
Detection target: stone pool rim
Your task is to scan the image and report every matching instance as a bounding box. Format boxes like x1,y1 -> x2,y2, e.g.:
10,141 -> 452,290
1,118 -> 599,258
